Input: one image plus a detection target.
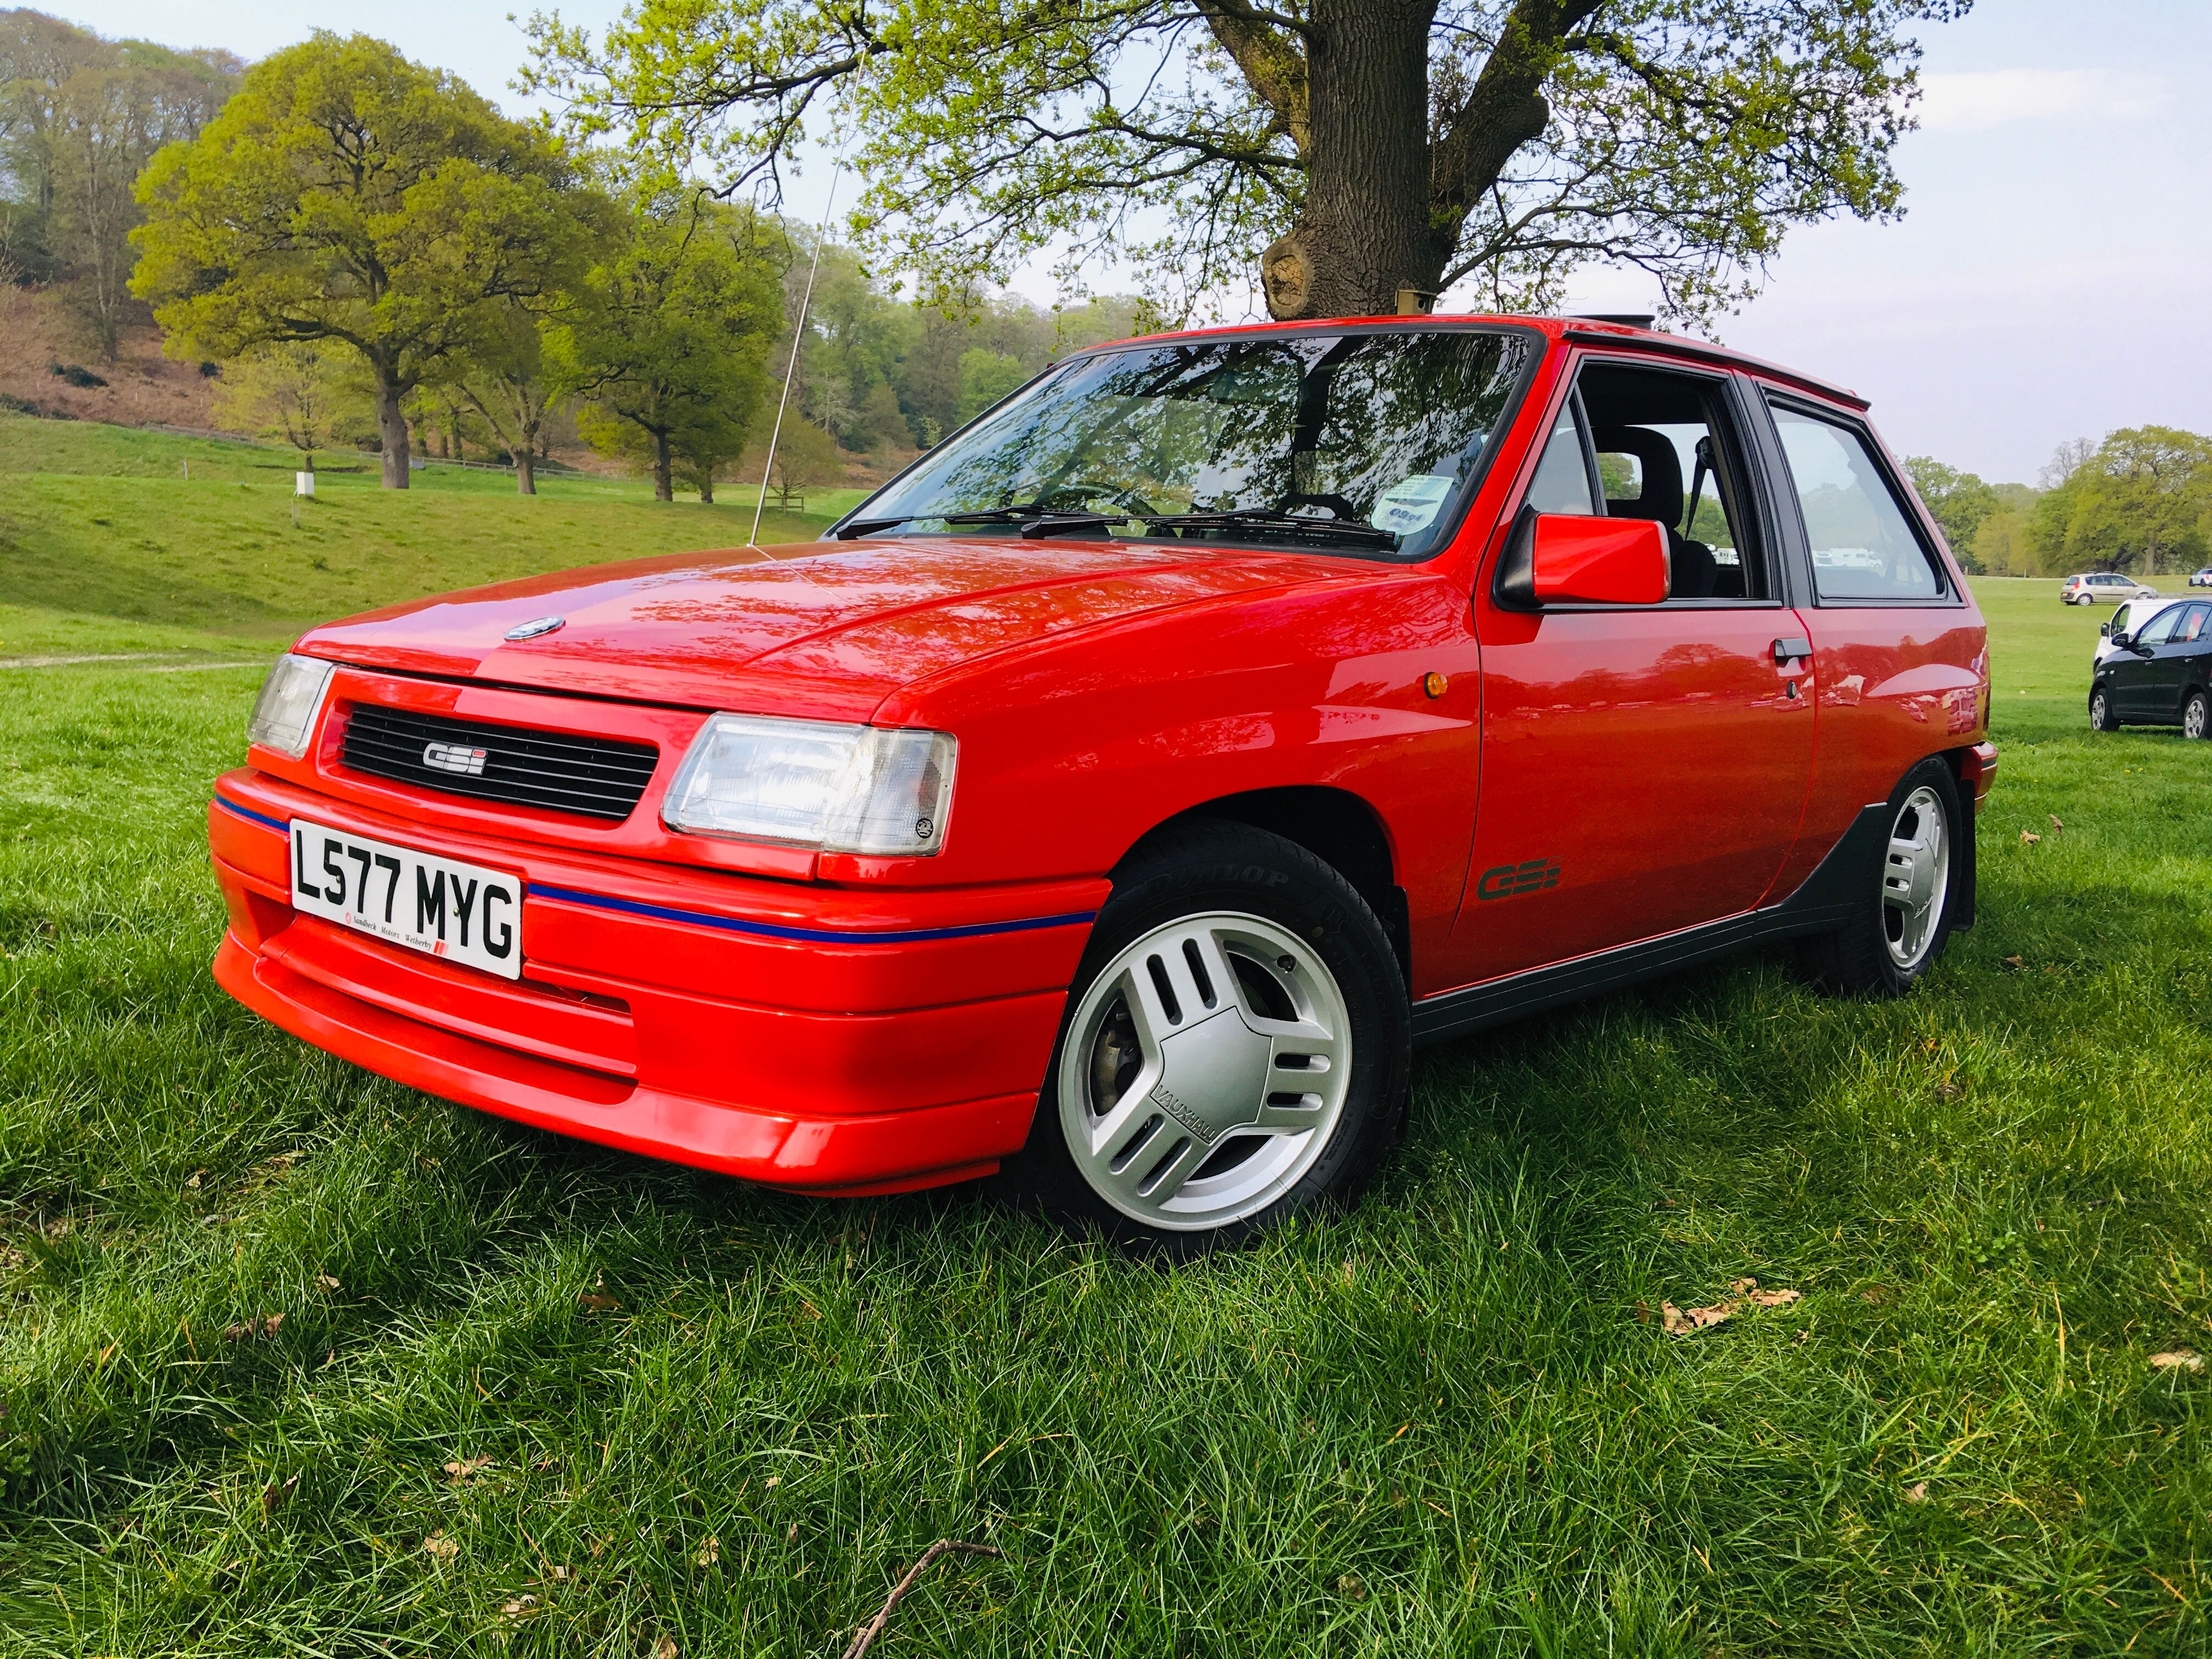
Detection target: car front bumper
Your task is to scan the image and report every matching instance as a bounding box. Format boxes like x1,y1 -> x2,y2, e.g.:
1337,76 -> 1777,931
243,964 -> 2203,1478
208,770 -> 1103,1194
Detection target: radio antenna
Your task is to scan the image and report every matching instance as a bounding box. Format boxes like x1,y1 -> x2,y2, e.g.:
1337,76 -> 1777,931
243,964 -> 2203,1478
749,157 -> 844,548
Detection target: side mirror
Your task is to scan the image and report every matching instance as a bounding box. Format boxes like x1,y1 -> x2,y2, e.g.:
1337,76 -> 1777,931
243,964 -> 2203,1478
2100,623 -> 2111,638
1523,513 -> 1669,606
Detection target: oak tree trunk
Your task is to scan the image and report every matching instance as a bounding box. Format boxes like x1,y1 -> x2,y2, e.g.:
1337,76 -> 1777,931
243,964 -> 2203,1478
374,370 -> 411,489
1262,0 -> 1441,319
698,473 -> 714,504
652,431 -> 674,501
516,449 -> 536,495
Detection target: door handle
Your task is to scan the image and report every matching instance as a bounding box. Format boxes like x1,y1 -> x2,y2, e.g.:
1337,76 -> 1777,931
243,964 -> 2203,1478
1773,636 -> 1812,665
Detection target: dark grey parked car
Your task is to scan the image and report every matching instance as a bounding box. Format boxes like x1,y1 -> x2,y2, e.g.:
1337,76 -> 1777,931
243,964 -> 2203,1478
2091,600 -> 2212,737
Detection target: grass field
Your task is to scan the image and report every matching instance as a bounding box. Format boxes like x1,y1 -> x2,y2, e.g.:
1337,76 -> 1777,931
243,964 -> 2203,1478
2,427 -> 2209,1656
0,414 -> 865,646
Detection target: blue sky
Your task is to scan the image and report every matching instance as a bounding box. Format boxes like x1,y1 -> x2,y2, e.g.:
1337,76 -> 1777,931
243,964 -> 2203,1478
68,0 -> 2212,482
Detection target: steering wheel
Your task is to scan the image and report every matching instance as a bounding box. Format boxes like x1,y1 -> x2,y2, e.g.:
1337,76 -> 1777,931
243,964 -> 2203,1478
1277,491 -> 1362,520
1036,482 -> 1163,519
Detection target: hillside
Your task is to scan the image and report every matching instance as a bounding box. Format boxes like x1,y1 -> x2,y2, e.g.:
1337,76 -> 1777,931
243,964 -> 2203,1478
0,287 -> 222,427
0,415 -> 865,644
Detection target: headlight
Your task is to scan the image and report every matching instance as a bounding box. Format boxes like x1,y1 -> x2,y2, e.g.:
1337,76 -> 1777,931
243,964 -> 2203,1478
246,653 -> 336,759
662,714 -> 957,856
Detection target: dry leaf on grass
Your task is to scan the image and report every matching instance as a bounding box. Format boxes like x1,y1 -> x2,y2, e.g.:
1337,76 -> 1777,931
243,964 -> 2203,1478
1662,1281 -> 1802,1334
1661,1301 -> 1734,1334
261,1474 -> 300,1515
501,1594 -> 539,1617
223,1313 -> 283,1341
696,1534 -> 721,1567
764,1474 -> 781,1488
2049,814 -> 2064,833
2001,955 -> 2025,970
1335,1573 -> 1368,1600
578,1293 -> 620,1312
2148,1350 -> 2204,1373
2019,831 -> 2041,844
315,1274 -> 340,1291
1903,1481 -> 1929,1503
655,1639 -> 678,1659
443,1457 -> 495,1483
422,1531 -> 459,1561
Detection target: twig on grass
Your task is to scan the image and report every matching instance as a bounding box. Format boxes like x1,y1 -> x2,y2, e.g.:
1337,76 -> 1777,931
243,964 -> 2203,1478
840,1539 -> 1003,1659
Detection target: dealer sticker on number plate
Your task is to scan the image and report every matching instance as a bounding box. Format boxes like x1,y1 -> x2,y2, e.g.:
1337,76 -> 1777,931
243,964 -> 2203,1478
289,819 -> 524,980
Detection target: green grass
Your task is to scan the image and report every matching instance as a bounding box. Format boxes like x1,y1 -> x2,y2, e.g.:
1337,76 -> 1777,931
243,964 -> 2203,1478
0,413 -> 867,642
1,444 -> 2209,1654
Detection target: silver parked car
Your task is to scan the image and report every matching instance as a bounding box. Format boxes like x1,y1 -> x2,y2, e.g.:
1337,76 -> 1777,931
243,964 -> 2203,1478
2063,571 -> 2158,606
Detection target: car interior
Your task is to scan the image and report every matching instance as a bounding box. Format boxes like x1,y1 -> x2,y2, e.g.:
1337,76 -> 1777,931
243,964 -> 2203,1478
1524,362 -> 1770,601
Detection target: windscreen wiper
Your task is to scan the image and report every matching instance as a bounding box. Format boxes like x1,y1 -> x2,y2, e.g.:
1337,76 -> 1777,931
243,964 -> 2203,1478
833,503 -> 1114,540
1138,506 -> 1399,550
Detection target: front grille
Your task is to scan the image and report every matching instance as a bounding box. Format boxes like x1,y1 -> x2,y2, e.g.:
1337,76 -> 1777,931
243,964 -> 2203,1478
341,704 -> 658,821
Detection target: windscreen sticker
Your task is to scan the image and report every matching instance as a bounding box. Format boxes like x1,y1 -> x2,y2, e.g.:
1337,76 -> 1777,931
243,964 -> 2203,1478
1372,474 -> 1454,534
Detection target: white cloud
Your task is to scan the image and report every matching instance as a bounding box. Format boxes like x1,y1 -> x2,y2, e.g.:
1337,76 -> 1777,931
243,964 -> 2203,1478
1916,68 -> 2172,132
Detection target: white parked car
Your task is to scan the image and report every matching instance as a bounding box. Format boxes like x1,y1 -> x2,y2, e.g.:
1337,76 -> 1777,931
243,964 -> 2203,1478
2097,597 -> 2183,667
2190,566 -> 2212,589
2062,571 -> 2157,605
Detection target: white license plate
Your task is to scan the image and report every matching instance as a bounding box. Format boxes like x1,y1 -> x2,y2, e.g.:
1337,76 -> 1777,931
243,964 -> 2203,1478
289,819 -> 524,980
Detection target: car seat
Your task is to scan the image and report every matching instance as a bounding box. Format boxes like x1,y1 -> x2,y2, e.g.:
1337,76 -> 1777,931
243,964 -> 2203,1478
1593,424 -> 1726,599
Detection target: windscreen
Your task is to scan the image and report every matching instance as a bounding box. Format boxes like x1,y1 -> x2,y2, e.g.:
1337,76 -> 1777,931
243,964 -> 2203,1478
842,328 -> 1534,561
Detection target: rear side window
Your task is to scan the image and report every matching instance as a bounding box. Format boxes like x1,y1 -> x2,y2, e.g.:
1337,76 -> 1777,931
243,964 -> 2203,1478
1770,407 -> 1948,602
2179,604 -> 2210,642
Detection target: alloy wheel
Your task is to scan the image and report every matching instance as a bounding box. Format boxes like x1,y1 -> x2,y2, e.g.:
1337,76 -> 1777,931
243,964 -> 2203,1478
2186,693 -> 2208,741
1881,785 -> 1950,970
1057,911 -> 1352,1232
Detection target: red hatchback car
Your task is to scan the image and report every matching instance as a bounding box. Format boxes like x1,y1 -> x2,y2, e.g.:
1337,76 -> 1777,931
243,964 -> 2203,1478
210,315 -> 1995,1250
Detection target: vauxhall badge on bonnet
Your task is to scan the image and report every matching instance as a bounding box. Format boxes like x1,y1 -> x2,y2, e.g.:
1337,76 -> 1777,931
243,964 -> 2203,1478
504,615 -> 566,641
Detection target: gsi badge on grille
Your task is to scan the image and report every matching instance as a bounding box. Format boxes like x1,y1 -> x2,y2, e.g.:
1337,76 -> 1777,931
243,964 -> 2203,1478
423,741 -> 489,776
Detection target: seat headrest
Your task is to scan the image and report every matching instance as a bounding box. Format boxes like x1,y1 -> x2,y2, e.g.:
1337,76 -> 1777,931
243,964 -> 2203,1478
1592,425 -> 1684,528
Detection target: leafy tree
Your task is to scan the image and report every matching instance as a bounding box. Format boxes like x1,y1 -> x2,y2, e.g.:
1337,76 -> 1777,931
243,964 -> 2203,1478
747,414 -> 843,506
523,0 -> 1966,321
453,186 -> 616,495
1968,506 -> 2036,577
213,340 -> 373,470
1904,456 -> 1999,573
549,189 -> 780,500
0,12 -> 239,350
956,348 -> 1028,424
131,33 -> 582,487
453,307 -> 565,493
2057,428 -> 2212,578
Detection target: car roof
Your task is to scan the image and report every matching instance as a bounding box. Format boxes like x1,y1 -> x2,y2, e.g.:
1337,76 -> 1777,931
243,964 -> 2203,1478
1068,313 -> 1871,410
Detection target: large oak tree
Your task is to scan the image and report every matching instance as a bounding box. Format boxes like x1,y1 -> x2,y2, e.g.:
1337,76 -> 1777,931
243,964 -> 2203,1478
523,0 -> 1967,321
132,33 -> 585,487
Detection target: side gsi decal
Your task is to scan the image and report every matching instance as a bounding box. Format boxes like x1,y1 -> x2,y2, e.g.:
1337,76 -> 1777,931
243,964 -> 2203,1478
1476,857 -> 1562,900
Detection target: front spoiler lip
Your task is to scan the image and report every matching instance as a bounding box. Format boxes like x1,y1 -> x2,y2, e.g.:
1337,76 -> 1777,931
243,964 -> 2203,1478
213,931 -> 1036,1194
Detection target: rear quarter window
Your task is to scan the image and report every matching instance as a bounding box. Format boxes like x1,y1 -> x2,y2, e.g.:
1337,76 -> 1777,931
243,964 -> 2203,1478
1770,405 -> 1949,602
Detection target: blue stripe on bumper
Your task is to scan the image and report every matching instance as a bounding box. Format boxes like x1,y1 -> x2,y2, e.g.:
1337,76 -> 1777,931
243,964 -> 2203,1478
531,883 -> 1096,945
215,794 -> 290,834
213,794 -> 1092,944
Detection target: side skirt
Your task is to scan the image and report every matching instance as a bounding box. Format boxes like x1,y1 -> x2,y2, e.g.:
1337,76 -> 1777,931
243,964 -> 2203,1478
1410,803 -> 1889,1047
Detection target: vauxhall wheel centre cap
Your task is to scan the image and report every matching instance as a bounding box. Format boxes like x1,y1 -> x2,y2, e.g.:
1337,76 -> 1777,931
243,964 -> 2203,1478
504,615 -> 566,641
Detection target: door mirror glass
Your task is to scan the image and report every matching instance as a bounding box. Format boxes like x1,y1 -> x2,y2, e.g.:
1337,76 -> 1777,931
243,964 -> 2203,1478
1529,512 -> 1669,605
2111,631 -> 2131,649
